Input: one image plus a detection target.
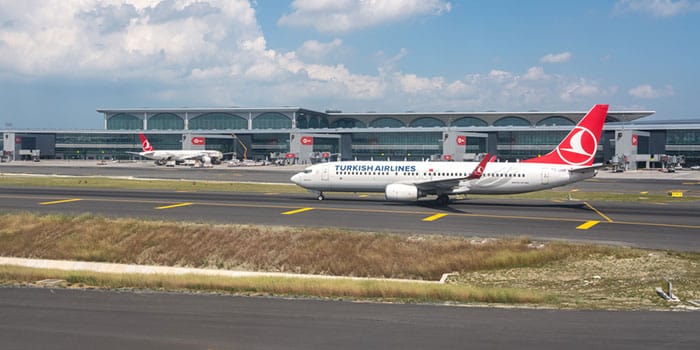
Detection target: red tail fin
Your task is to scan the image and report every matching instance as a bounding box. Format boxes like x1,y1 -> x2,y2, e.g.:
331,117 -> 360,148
467,153 -> 490,179
139,133 -> 154,152
522,104 -> 608,166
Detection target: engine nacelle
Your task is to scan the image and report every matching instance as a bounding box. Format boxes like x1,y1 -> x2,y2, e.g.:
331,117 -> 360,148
202,155 -> 211,164
385,183 -> 420,202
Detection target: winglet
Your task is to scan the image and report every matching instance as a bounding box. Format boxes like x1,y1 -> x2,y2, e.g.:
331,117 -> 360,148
139,133 -> 154,152
523,104 -> 608,166
467,154 -> 490,180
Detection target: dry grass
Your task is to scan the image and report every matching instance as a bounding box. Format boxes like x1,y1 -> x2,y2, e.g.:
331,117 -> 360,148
0,212 -> 626,281
3,212 -> 698,309
0,266 -> 548,304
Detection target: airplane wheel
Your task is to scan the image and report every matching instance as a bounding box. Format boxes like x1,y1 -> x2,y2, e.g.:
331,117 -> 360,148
317,193 -> 325,201
436,194 -> 449,206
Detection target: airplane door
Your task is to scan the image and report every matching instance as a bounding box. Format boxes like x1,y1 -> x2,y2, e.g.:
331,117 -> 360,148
322,165 -> 329,181
541,168 -> 550,185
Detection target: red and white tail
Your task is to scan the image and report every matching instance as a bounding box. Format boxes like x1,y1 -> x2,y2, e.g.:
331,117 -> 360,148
523,104 -> 608,166
139,133 -> 154,152
466,153 -> 490,180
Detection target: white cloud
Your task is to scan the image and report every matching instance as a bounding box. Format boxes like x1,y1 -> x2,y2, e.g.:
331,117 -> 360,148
278,0 -> 452,33
397,73 -> 444,94
523,66 -> 549,81
0,0 -> 261,79
297,39 -> 343,61
540,52 -> 572,64
628,84 -> 674,98
613,0 -> 700,17
0,0 -> 626,121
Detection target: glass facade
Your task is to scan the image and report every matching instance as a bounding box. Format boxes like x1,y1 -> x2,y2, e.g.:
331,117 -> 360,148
536,116 -> 574,126
190,113 -> 247,130
496,130 -> 568,161
250,133 -> 290,160
148,113 -> 184,130
494,116 -> 531,127
330,118 -> 366,128
107,114 -> 142,130
409,117 -> 445,127
451,117 -> 487,127
667,130 -> 700,165
253,112 -> 291,129
370,117 -> 405,128
667,130 -> 700,145
351,132 -> 442,160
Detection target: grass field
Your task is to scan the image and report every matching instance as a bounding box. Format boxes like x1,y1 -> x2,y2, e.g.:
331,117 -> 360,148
1,212 -> 698,309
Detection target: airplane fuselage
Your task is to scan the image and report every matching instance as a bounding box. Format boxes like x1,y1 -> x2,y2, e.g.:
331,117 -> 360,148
291,160 -> 596,196
138,150 -> 224,162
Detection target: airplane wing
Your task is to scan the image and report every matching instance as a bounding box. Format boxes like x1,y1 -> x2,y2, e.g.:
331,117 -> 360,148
412,154 -> 490,193
569,163 -> 604,174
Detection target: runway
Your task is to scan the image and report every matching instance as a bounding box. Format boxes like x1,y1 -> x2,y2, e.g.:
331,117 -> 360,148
2,165 -> 700,349
1,287 -> 698,350
0,186 -> 698,251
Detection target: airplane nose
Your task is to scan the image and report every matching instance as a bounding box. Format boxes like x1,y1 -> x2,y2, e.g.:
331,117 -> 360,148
290,173 -> 301,185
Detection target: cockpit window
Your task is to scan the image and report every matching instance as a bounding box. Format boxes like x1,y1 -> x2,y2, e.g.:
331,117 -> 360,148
303,169 -> 313,174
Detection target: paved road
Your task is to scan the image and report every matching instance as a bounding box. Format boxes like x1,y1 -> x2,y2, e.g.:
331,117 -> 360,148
1,287 -> 698,350
1,186 -> 698,251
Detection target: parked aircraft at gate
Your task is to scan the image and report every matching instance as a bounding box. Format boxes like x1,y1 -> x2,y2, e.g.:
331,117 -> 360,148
128,133 -> 224,166
291,104 -> 608,205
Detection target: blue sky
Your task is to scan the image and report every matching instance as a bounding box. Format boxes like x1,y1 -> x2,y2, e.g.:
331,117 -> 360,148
1,0 -> 699,129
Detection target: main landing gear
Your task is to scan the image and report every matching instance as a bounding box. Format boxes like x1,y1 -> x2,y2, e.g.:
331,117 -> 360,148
435,194 -> 450,206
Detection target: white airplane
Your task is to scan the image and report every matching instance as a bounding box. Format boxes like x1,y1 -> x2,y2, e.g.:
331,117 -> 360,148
291,104 -> 609,205
129,133 -> 224,166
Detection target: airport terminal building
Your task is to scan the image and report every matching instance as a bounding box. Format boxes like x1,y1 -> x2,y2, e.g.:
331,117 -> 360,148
2,106 -> 699,169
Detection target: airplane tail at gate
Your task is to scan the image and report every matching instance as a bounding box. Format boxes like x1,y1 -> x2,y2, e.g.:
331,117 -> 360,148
523,104 -> 608,166
139,133 -> 154,152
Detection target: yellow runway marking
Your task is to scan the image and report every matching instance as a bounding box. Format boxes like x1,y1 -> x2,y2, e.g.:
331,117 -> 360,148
577,220 -> 600,230
583,202 -> 613,222
357,194 -> 369,198
422,213 -> 448,222
2,193 -> 699,231
282,207 -> 314,215
265,192 -> 280,195
155,202 -> 193,210
39,198 -> 82,205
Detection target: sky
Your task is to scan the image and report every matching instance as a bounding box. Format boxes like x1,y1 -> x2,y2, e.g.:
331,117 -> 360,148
1,0 -> 699,129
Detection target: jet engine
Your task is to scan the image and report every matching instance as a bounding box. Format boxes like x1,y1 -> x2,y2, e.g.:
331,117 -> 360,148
384,183 -> 421,201
202,155 -> 211,164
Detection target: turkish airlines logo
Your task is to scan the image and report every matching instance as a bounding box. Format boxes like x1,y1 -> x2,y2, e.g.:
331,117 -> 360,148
142,139 -> 153,151
473,165 -> 484,177
556,126 -> 597,165
300,136 -> 313,145
456,135 -> 466,146
192,137 -> 205,145
631,134 -> 638,146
